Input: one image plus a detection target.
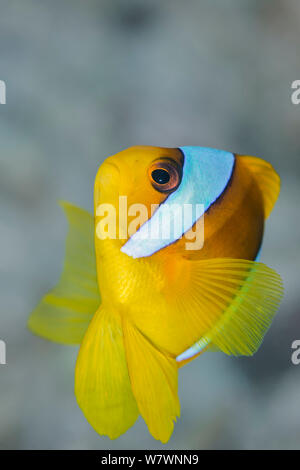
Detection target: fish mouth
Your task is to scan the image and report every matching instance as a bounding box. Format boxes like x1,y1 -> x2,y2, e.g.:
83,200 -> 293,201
97,160 -> 120,188
101,160 -> 120,172
94,159 -> 122,210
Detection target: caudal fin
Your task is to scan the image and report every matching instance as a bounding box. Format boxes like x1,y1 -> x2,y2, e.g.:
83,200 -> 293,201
28,201 -> 100,344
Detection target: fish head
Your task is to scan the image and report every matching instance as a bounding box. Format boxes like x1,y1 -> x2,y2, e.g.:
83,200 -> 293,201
95,145 -> 235,258
94,146 -> 183,243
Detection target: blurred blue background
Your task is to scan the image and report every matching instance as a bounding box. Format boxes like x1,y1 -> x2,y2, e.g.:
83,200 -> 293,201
0,0 -> 300,449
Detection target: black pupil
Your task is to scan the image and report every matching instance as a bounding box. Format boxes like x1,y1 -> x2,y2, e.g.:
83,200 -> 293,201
152,168 -> 170,185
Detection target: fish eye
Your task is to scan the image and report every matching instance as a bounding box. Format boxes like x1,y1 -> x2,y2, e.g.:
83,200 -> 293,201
149,159 -> 182,193
152,168 -> 170,185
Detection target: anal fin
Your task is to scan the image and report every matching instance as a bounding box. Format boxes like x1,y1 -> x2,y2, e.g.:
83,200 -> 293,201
123,320 -> 180,443
75,306 -> 139,439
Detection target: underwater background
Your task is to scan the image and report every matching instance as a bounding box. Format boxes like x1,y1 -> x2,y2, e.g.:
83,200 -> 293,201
0,0 -> 300,449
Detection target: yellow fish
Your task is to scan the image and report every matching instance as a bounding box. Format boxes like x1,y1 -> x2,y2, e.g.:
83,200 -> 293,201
28,146 -> 283,443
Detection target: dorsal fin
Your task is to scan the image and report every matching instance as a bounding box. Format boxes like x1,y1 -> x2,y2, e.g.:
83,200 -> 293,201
239,155 -> 280,219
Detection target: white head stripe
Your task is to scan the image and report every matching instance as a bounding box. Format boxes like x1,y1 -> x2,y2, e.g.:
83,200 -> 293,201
121,146 -> 235,259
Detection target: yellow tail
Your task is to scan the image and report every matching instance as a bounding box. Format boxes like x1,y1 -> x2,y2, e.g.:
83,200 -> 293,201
28,201 -> 100,344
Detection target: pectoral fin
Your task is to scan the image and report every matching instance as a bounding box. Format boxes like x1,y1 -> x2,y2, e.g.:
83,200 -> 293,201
175,258 -> 283,362
28,201 -> 100,344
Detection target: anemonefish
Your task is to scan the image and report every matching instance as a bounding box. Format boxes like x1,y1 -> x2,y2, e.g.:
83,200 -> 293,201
28,146 -> 283,443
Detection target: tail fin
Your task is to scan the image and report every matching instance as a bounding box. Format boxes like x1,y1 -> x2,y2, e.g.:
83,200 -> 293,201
75,306 -> 139,439
123,319 -> 180,443
28,201 -> 100,344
